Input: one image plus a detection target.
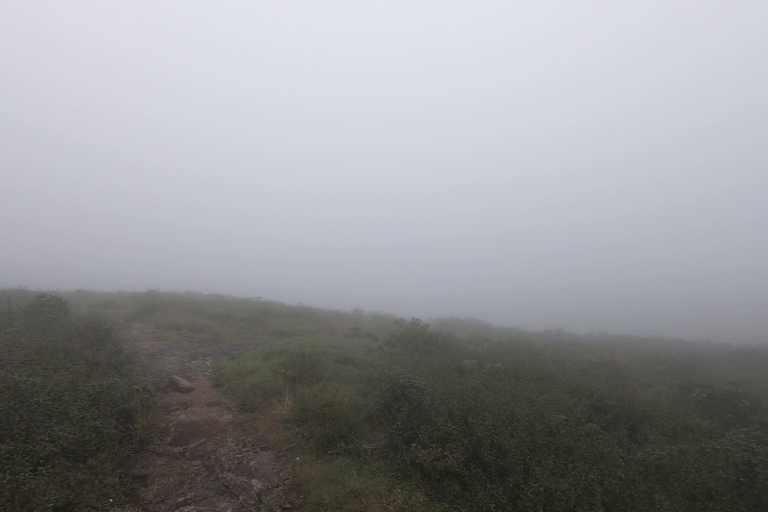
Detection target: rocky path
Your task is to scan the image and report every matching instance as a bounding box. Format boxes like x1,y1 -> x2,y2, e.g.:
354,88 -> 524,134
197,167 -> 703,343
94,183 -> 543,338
119,325 -> 293,512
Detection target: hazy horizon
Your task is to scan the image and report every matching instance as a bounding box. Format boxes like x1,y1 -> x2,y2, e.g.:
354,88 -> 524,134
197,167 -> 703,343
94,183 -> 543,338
2,2 -> 767,342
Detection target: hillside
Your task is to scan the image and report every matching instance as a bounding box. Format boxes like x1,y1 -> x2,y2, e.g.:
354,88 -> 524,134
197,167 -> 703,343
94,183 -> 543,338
2,289 -> 767,511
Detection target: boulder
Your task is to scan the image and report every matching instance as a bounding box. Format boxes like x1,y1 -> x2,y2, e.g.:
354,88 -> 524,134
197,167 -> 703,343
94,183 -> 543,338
169,375 -> 195,393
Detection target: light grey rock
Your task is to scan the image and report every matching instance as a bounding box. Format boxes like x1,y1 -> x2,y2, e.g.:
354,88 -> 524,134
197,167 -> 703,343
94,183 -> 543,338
169,375 -> 195,393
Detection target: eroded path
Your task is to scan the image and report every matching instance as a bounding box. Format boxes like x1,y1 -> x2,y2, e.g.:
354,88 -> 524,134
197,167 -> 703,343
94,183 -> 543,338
120,325 -> 292,512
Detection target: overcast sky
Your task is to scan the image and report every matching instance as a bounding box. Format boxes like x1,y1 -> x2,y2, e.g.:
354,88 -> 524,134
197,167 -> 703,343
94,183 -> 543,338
2,2 -> 767,341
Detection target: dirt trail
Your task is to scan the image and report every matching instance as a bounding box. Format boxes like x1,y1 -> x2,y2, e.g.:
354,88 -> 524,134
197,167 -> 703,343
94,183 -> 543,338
119,324 -> 293,512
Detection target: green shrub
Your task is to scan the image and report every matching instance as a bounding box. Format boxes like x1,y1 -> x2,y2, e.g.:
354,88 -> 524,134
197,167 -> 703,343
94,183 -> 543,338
22,293 -> 71,323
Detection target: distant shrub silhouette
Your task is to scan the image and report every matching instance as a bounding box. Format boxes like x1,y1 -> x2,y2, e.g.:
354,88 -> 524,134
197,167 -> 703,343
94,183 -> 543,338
22,293 -> 70,323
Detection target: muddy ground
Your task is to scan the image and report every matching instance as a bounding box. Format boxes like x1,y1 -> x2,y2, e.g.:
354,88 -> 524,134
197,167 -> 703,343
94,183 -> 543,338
117,325 -> 295,512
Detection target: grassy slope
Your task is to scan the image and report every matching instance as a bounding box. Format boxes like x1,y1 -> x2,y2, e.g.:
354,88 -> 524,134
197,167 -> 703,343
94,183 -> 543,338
4,289 -> 768,511
212,320 -> 768,511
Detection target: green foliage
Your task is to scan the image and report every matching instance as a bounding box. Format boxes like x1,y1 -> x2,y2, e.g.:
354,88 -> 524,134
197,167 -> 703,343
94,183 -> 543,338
22,293 -> 71,323
377,368 -> 429,446
385,317 -> 449,355
0,296 -> 155,511
8,290 -> 768,510
213,317 -> 768,511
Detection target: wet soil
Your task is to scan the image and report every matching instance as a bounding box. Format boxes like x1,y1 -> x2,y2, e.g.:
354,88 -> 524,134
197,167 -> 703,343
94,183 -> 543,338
118,325 -> 293,512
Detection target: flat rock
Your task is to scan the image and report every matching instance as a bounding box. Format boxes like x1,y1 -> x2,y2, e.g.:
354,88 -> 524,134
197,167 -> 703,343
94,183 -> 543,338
169,375 -> 195,393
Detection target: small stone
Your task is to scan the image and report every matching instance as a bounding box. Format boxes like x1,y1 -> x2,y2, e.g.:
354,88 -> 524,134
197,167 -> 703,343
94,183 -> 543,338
281,504 -> 292,510
169,375 -> 194,393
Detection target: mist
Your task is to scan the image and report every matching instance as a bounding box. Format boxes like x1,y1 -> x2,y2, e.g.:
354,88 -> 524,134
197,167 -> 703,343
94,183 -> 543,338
2,2 -> 767,342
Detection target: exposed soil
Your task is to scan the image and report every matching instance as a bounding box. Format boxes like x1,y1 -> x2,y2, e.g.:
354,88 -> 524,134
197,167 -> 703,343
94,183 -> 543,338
118,324 -> 294,512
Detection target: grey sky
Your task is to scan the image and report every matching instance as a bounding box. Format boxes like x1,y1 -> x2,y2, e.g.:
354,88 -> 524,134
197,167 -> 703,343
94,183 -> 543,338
2,2 -> 767,341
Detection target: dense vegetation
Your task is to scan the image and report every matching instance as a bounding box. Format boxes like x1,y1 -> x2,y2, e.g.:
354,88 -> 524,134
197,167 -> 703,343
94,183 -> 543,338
213,319 -> 768,511
3,288 -> 767,510
0,293 -> 155,511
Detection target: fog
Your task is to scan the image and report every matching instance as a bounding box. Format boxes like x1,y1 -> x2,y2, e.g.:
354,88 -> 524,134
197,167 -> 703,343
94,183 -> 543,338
2,2 -> 767,342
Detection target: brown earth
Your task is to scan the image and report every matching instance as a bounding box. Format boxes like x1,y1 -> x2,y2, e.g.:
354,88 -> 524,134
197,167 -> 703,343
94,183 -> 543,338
117,324 -> 295,512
